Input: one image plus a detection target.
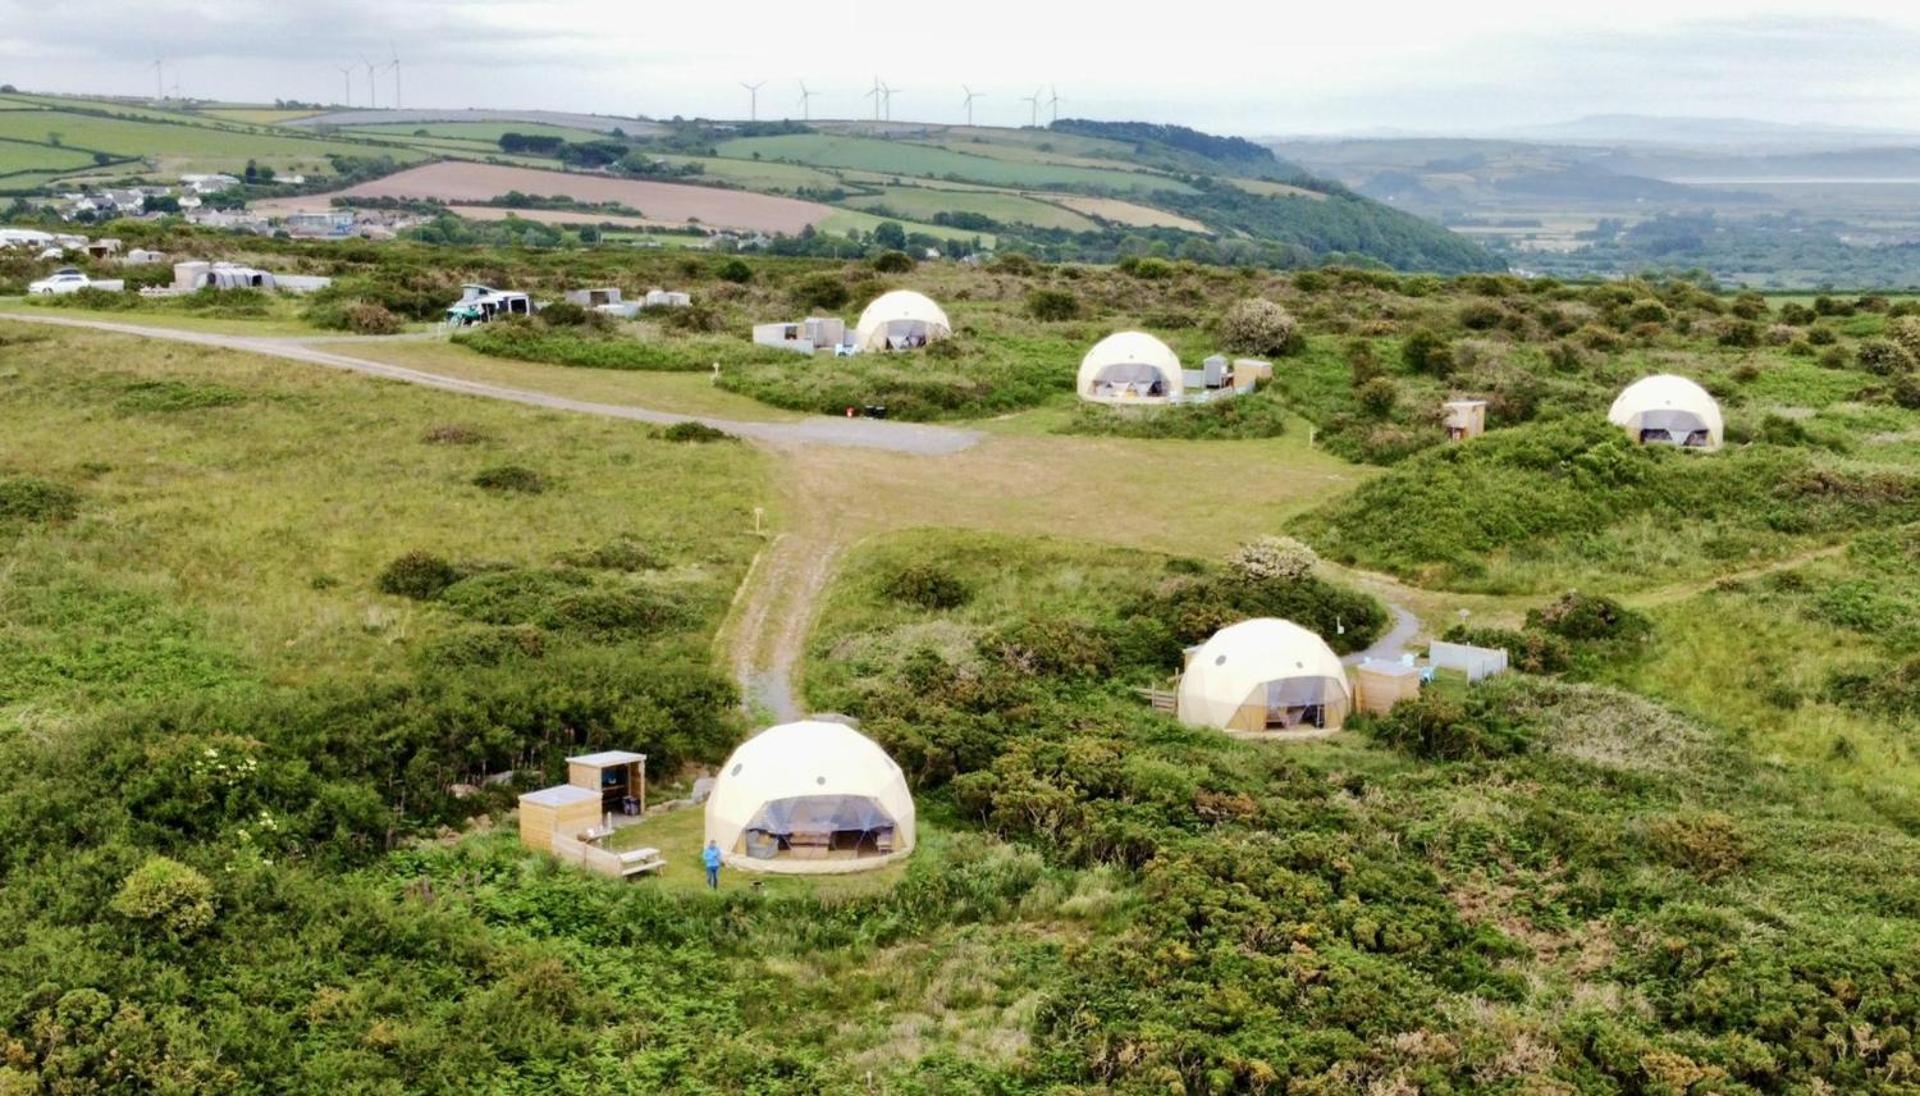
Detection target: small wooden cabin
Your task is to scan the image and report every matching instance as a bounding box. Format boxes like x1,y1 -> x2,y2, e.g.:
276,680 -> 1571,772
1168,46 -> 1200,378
517,785 -> 601,855
566,750 -> 648,816
1444,400 -> 1488,441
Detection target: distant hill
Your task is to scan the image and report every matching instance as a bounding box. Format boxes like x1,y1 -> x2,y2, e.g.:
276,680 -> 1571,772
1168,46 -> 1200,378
1272,137 -> 1767,213
1049,118 -> 1309,178
0,90 -> 1500,274
1495,113 -> 1920,151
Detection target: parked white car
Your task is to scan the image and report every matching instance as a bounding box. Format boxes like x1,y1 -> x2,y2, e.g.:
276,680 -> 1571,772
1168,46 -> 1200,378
28,268 -> 90,295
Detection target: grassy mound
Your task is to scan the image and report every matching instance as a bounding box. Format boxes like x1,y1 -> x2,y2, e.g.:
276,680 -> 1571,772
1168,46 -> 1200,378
1300,417 -> 1920,592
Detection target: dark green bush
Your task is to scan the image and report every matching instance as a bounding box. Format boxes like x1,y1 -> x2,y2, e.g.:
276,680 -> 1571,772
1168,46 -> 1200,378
377,550 -> 459,600
1401,328 -> 1449,376
660,421 -> 732,443
1649,811 -> 1750,881
114,379 -> 245,413
422,423 -> 489,445
1528,591 -> 1649,642
0,476 -> 81,524
1441,623 -> 1572,673
1026,288 -> 1080,321
871,250 -> 915,273
537,301 -> 592,327
716,258 -> 753,283
883,564 -> 970,610
1060,390 -> 1290,441
790,272 -> 850,311
1359,689 -> 1539,761
472,465 -> 548,494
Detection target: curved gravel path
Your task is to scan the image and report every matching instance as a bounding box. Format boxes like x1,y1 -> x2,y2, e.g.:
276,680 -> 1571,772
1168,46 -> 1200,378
0,314 -> 981,455
9,311 -> 1450,721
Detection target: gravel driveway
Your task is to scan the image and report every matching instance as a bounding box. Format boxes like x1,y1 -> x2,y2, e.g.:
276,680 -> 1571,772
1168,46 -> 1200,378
0,313 -> 981,455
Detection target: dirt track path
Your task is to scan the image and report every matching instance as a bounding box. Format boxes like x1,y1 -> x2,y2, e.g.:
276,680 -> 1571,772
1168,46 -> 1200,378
0,314 -> 981,455
27,312 -> 1758,724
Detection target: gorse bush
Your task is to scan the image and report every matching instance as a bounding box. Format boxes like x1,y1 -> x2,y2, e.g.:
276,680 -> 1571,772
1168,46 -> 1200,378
660,421 -> 733,443
0,476 -> 81,524
110,856 -> 217,940
377,550 -> 460,600
871,250 -> 915,273
1648,810 -> 1751,881
1059,387 -> 1292,440
883,564 -> 970,610
790,272 -> 850,311
1301,417 -> 1920,591
115,379 -> 246,414
1358,685 -> 1539,760
472,464 -> 548,494
1026,287 -> 1080,321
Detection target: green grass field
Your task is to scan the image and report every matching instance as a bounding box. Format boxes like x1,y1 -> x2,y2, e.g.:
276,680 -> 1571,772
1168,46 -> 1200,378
10,251 -> 1920,1088
716,133 -> 1196,194
344,120 -> 613,144
816,207 -> 996,244
843,185 -> 1096,231
0,138 -> 97,175
0,322 -> 770,693
650,153 -> 843,191
0,108 -> 421,176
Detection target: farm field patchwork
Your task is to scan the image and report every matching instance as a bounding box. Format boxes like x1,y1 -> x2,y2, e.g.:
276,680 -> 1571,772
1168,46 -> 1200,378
268,160 -> 837,233
0,107 -> 416,176
843,185 -> 1097,231
715,132 -> 1198,194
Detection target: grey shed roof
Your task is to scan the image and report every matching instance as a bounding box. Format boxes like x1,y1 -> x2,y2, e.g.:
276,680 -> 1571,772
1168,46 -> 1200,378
519,785 -> 600,808
568,750 -> 648,767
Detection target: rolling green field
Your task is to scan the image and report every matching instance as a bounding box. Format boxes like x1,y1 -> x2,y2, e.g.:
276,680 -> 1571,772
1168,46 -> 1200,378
0,107 -> 420,176
7,245 -> 1920,1088
343,120 -> 614,144
843,184 -> 1097,231
716,132 -> 1198,194
0,138 -> 96,175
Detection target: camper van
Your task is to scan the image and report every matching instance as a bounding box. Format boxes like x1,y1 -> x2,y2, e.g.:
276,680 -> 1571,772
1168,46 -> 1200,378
445,284 -> 534,326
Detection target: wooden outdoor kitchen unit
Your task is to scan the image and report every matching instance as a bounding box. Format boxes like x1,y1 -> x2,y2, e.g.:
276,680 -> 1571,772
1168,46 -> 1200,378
566,750 -> 648,816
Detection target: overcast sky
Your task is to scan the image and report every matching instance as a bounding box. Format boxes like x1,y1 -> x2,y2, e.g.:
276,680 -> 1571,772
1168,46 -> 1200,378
4,0 -> 1920,136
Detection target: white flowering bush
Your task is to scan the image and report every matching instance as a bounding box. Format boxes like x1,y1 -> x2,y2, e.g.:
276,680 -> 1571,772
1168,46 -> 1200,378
1228,535 -> 1318,582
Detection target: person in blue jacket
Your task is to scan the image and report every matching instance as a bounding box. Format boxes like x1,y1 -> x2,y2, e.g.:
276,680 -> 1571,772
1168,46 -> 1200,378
702,840 -> 723,889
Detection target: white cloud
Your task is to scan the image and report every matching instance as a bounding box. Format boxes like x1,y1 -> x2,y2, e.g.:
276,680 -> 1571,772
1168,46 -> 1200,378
3,1 -> 1918,134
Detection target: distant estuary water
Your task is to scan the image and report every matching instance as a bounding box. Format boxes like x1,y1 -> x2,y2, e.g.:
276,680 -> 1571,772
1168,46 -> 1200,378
1664,176 -> 1920,185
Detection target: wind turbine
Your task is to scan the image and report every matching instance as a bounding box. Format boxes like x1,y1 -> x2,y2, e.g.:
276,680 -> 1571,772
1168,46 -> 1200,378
151,57 -> 165,100
1020,88 -> 1041,127
1047,86 -> 1062,124
865,76 -> 883,121
961,85 -> 983,127
387,41 -> 402,109
363,57 -> 380,109
880,82 -> 900,121
797,80 -> 818,122
740,80 -> 765,121
335,65 -> 354,108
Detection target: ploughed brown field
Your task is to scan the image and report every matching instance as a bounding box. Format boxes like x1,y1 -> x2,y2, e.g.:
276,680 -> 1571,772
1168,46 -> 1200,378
254,161 -> 834,233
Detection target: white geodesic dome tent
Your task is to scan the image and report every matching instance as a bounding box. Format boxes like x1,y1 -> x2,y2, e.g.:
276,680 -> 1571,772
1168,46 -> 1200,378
1078,331 -> 1184,402
1608,374 -> 1723,450
705,721 -> 916,874
1176,618 -> 1352,733
854,290 -> 951,351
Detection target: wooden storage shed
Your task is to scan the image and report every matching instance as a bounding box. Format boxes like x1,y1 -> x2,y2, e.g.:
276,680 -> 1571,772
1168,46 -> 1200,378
1444,400 -> 1487,441
518,785 -> 601,855
567,750 -> 648,816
